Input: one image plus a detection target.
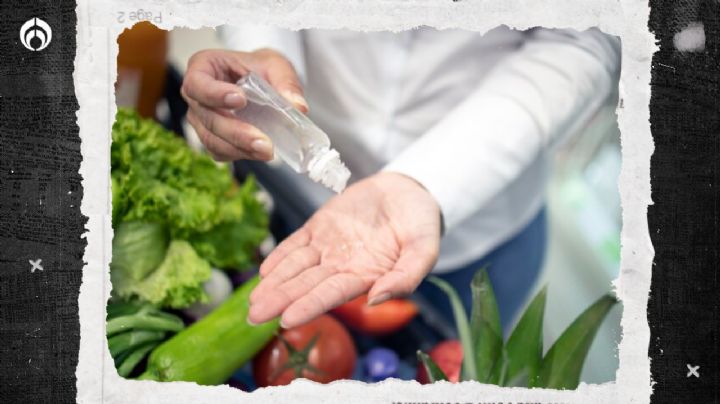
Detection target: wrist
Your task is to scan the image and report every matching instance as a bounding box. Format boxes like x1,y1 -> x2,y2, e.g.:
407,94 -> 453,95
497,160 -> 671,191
374,171 -> 445,236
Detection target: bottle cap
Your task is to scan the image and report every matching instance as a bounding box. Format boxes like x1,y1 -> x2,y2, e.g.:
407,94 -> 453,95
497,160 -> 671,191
307,149 -> 351,193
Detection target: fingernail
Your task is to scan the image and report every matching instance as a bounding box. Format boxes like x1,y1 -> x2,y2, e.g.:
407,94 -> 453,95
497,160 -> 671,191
224,92 -> 244,108
250,139 -> 273,159
367,293 -> 391,306
247,316 -> 258,326
279,318 -> 289,329
283,91 -> 308,111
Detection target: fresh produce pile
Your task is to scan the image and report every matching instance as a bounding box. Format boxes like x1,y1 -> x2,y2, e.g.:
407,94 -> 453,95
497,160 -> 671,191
111,108 -> 268,290
108,109 -> 273,379
139,276 -> 278,385
252,314 -> 356,387
107,302 -> 186,377
107,108 -> 617,389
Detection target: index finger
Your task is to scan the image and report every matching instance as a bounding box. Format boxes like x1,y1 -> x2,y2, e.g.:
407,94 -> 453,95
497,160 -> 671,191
182,69 -> 247,109
280,272 -> 368,328
259,227 -> 312,277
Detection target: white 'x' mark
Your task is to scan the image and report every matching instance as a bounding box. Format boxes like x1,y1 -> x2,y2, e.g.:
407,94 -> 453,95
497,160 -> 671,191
687,364 -> 700,378
29,259 -> 43,273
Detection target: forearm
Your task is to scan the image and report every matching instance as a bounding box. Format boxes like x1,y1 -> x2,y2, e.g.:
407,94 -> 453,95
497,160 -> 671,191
384,28 -> 621,231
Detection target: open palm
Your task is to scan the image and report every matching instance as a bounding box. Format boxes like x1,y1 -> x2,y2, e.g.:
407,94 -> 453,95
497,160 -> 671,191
248,172 -> 441,328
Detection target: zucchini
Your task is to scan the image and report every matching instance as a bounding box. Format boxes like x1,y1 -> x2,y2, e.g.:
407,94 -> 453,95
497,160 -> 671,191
138,276 -> 279,385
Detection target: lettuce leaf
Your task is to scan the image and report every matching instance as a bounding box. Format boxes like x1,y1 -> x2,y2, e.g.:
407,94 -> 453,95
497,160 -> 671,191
111,240 -> 211,309
189,178 -> 267,269
111,221 -> 169,281
111,108 -> 268,270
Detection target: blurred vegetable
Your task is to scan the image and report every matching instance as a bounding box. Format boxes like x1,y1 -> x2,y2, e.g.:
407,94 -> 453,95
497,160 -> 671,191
106,302 -> 184,378
416,340 -> 462,384
107,311 -> 183,336
108,108 -> 272,381
183,268 -> 234,321
420,268 -> 618,389
331,294 -> 418,336
111,108 -> 267,270
111,240 -> 211,309
253,315 -> 356,387
108,330 -> 165,357
364,347 -> 399,382
117,342 -> 160,377
417,351 -> 449,383
139,276 -> 278,385
106,301 -> 145,319
111,221 -> 168,281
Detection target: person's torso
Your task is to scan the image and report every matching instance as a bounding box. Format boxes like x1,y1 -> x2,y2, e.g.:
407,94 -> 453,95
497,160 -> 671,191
302,27 -> 525,176
269,27 -> 548,271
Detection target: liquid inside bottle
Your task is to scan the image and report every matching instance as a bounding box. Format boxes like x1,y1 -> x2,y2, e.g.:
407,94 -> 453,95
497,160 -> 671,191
233,72 -> 351,193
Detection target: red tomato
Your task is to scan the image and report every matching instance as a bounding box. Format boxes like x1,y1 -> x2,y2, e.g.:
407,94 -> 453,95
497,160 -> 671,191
252,315 -> 356,387
416,339 -> 463,383
331,294 -> 419,336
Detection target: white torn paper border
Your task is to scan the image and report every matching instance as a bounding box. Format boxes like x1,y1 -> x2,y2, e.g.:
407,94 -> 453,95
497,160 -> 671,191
75,0 -> 655,402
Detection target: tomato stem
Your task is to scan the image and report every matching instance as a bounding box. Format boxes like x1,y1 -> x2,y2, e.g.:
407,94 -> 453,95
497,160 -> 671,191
270,332 -> 326,381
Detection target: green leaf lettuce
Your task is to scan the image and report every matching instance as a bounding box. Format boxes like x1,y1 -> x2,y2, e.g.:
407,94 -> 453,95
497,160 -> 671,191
111,108 -> 268,270
111,240 -> 212,309
111,221 -> 169,282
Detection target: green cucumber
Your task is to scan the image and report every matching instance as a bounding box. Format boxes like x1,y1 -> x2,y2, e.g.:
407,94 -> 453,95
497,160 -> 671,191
138,276 -> 279,385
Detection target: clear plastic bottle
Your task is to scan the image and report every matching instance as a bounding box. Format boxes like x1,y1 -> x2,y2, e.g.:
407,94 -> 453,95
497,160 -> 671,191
233,72 -> 351,193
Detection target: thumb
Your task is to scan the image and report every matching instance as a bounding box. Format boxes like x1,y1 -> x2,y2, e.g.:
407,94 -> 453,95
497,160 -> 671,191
254,50 -> 309,113
367,240 -> 439,305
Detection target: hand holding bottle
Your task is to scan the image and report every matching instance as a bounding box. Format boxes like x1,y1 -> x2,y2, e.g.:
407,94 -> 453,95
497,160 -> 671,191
181,49 -> 308,161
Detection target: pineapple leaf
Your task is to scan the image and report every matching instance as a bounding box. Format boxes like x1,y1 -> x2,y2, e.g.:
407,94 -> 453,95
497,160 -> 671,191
505,367 -> 530,388
469,268 -> 503,383
504,286 -> 547,386
428,276 -> 477,381
417,351 -> 449,383
535,294 -> 618,389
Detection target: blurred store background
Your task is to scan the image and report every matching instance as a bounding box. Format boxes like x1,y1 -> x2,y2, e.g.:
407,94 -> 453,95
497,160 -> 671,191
116,24 -> 622,385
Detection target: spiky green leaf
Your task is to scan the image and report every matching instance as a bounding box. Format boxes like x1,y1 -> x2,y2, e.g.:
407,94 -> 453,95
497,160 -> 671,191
535,294 -> 618,389
428,276 -> 477,381
504,286 -> 547,385
417,351 -> 449,383
469,268 -> 503,383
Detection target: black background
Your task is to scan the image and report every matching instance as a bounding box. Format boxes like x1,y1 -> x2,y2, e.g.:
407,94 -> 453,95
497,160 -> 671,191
0,1 -> 85,402
648,0 -> 719,402
0,0 -> 718,403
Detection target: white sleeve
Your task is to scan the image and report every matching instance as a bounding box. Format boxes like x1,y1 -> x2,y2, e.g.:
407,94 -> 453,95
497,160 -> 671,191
383,28 -> 621,231
217,24 -> 306,83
